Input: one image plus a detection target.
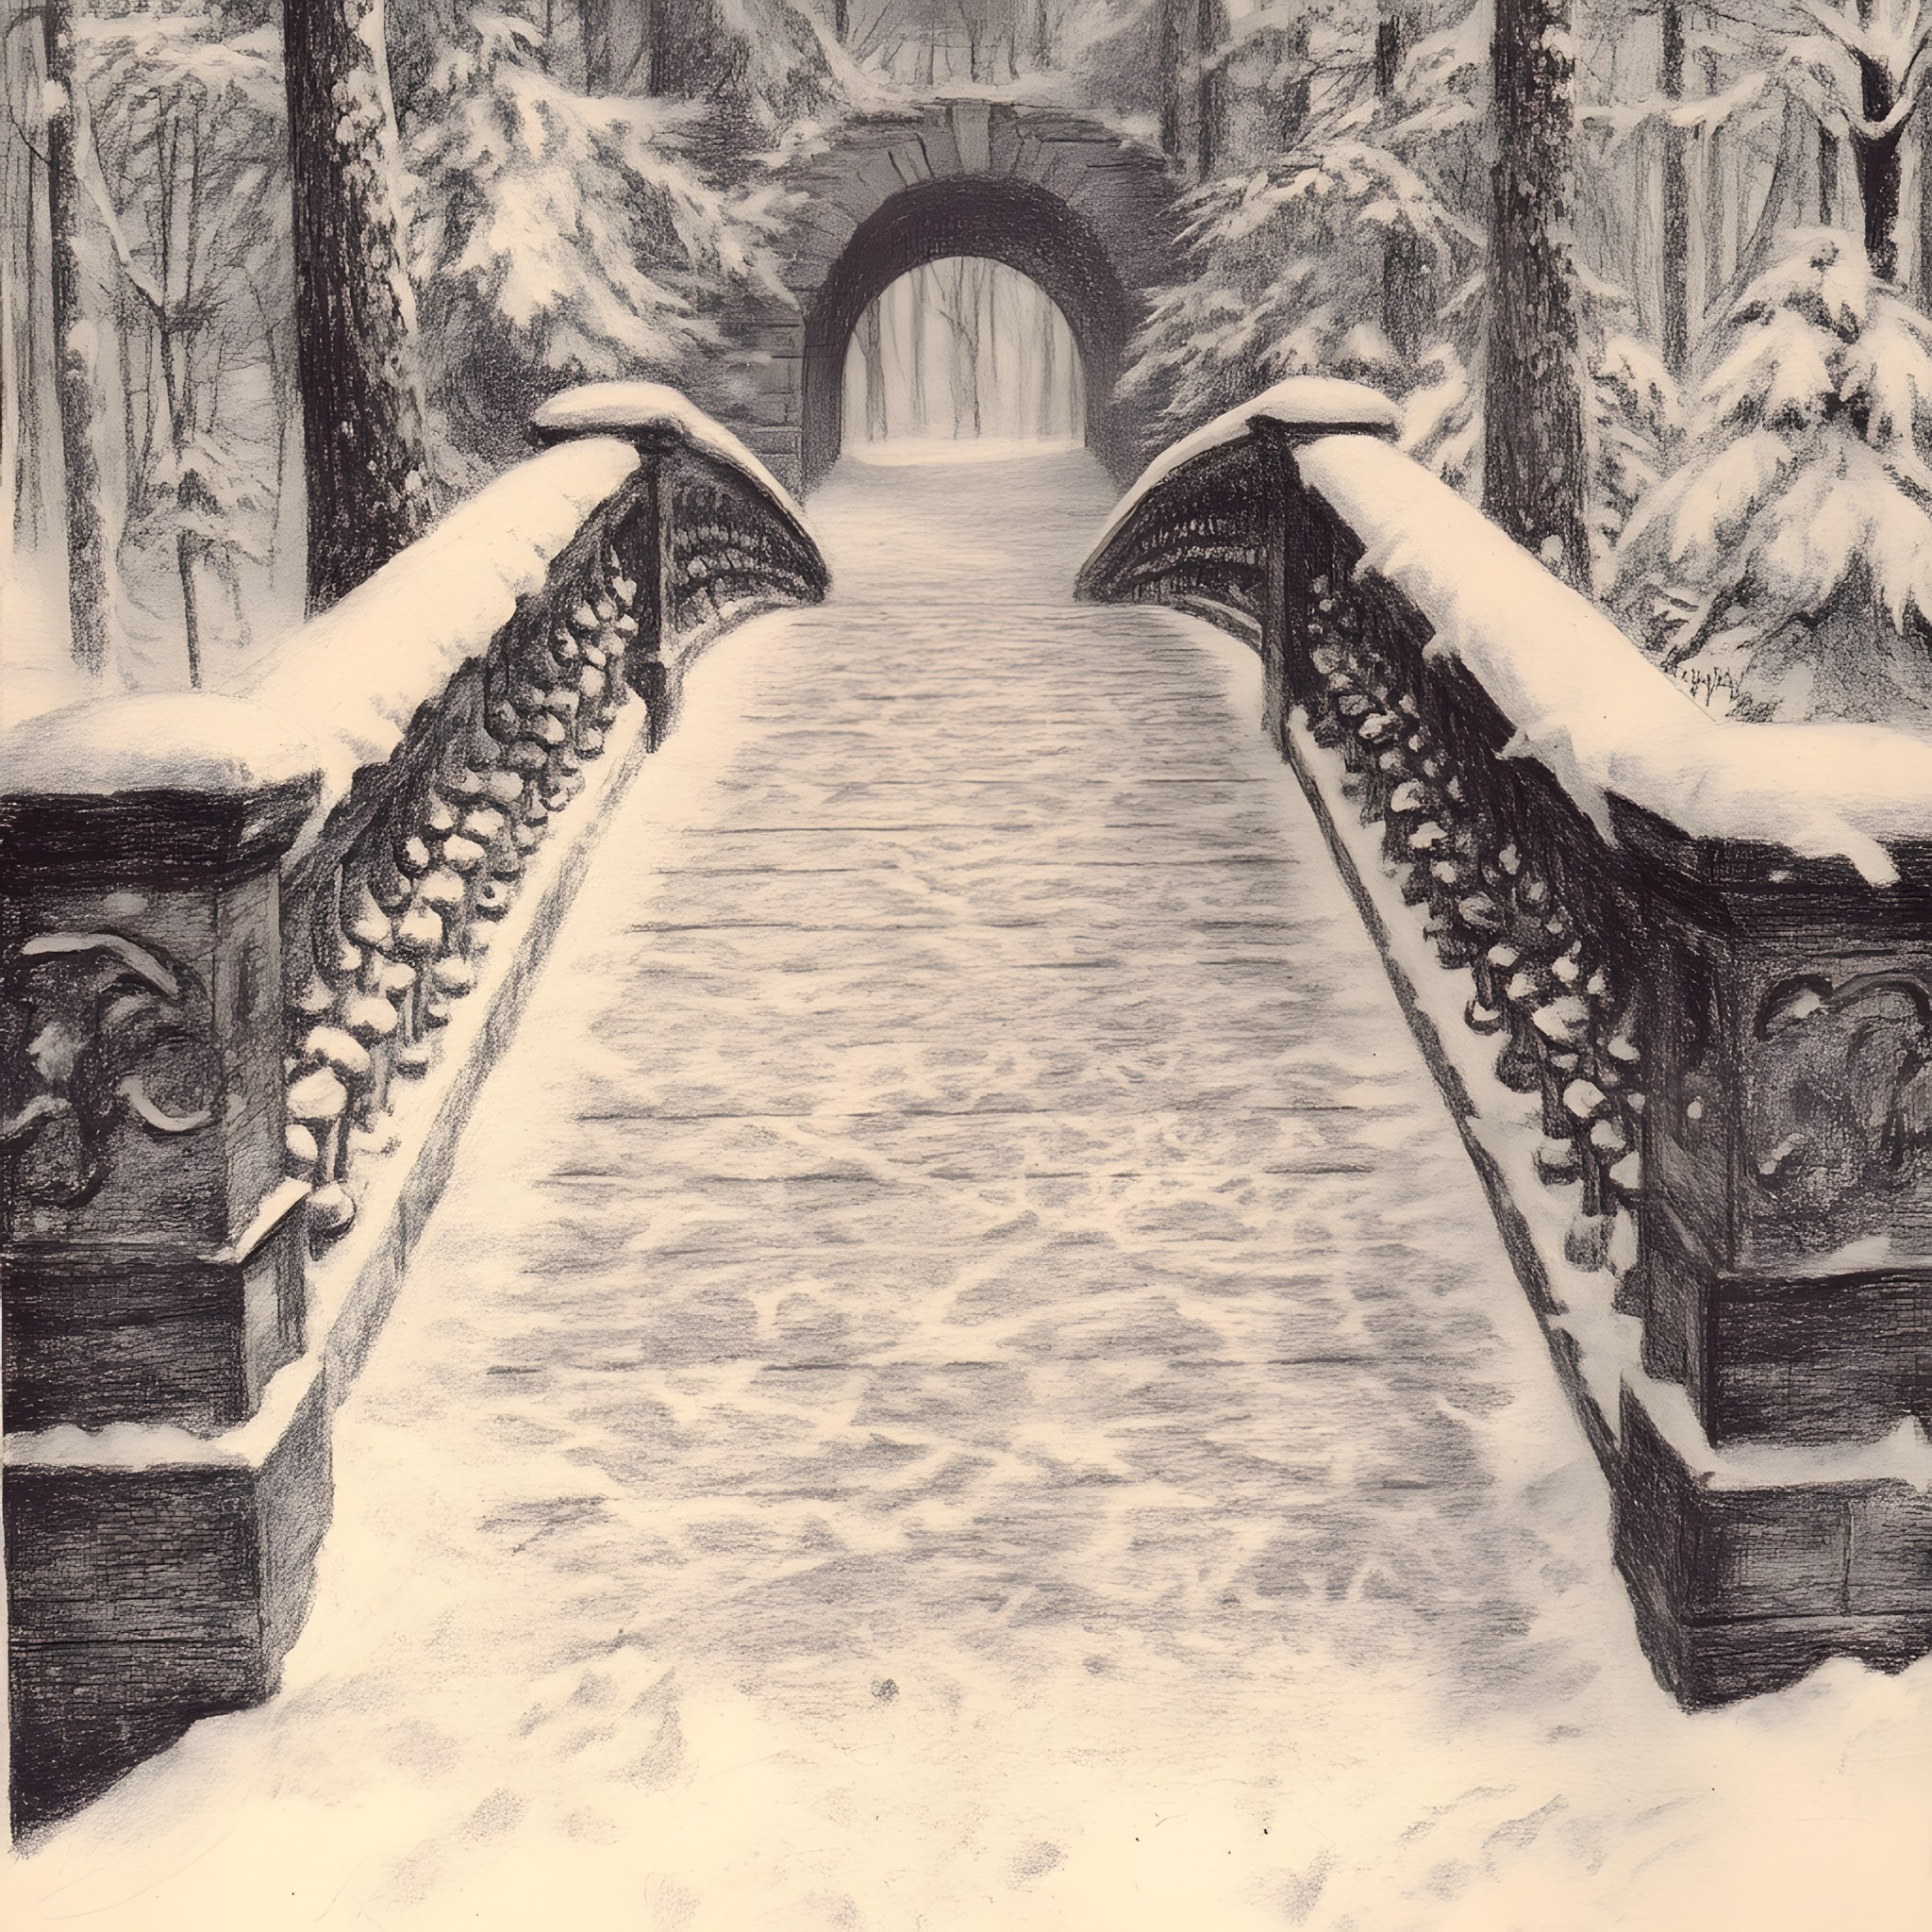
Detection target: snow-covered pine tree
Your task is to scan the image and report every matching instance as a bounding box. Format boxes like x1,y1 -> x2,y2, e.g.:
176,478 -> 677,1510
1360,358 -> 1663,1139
1121,3 -> 1483,456
1587,322 -> 1681,575
284,0 -> 434,610
1612,228 -> 1932,722
408,10 -> 791,479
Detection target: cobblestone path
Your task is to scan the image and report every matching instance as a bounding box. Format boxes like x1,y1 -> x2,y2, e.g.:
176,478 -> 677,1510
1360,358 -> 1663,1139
10,448 -> 1926,1932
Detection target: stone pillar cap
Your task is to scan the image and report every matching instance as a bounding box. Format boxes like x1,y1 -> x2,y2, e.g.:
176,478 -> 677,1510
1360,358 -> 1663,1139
1,691 -> 322,802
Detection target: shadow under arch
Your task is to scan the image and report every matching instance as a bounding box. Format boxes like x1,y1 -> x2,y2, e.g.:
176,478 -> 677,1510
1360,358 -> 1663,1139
801,175 -> 1138,491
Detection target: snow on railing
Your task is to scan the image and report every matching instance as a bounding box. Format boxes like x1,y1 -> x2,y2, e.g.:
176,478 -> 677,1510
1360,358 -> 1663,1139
0,385 -> 828,1825
1078,384 -> 1932,1706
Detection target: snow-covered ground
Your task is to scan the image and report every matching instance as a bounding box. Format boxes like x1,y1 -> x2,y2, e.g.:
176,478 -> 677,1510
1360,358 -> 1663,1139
7,449 -> 1928,1930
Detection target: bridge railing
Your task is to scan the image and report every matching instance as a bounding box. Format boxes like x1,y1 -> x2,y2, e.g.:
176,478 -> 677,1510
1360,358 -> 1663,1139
0,385 -> 827,1830
1079,377 -> 1932,1706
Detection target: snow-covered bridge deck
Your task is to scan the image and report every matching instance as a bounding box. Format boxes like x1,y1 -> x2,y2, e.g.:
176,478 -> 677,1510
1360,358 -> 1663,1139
9,449 -> 1927,1926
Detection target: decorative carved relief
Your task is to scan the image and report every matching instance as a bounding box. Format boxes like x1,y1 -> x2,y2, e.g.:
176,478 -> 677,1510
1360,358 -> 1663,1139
1,931 -> 219,1209
1747,972 -> 1932,1223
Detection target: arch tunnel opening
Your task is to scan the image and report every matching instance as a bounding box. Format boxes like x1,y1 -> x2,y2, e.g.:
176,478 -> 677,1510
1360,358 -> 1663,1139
800,175 -> 1137,490
841,259 -> 1086,453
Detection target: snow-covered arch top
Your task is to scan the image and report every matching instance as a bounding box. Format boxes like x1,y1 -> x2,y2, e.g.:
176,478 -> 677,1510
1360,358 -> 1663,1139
727,100 -> 1178,491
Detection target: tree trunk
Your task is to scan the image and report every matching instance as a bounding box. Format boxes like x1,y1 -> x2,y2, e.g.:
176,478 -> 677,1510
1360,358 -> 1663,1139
834,0 -> 848,42
175,528 -> 204,688
1919,94 -> 1932,299
908,265 -> 928,429
1195,0 -> 1224,180
283,0 -> 432,611
1037,291 -> 1058,437
1703,47 -> 1726,317
1483,0 -> 1590,585
41,0 -> 111,675
981,260 -> 999,430
1659,2 -> 1690,374
1275,20 -> 1311,147
1820,125 -> 1840,225
580,0 -> 614,89
16,126 -> 46,548
942,260 -> 981,438
1853,46 -> 1902,280
642,0 -> 669,92
1158,0 -> 1183,160
1033,0 -> 1051,68
1377,12 -> 1429,365
862,300 -> 887,441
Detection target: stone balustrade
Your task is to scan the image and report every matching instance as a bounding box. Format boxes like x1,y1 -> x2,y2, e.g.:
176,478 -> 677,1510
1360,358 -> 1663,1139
0,388 -> 827,1830
1079,377 -> 1932,1706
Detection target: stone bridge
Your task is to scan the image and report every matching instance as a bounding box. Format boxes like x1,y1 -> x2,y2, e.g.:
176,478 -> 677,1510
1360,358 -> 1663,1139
729,98 -> 1177,490
3,382 -> 1930,1891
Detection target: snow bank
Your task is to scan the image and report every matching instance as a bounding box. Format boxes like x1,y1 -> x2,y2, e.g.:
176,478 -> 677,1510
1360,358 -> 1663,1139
1088,376 -> 1403,563
242,435 -> 641,845
1298,433 -> 1932,887
529,381 -> 811,533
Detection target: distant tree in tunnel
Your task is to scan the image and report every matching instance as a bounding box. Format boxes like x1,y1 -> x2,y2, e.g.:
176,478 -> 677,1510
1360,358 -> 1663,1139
933,257 -> 985,435
1038,283 -> 1058,437
862,298 -> 888,439
908,263 -> 930,426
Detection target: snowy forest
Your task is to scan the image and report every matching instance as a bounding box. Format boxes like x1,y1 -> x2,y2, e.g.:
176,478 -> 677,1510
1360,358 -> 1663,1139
8,0 -> 1932,725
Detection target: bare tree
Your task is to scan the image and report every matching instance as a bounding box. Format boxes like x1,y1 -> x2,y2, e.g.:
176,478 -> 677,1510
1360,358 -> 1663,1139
40,0 -> 110,674
1483,0 -> 1589,583
1037,287 -> 1058,438
862,297 -> 888,439
3,5 -> 48,557
931,258 -> 983,437
908,262 -> 929,428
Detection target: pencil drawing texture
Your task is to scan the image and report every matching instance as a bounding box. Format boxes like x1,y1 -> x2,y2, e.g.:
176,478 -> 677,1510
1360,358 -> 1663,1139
2,0 -> 1930,1923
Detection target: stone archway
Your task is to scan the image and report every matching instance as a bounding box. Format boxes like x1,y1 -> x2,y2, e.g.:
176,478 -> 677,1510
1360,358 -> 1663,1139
728,101 -> 1177,492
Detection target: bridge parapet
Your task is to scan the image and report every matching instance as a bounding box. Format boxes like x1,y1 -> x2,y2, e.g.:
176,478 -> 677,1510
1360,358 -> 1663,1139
0,388 -> 827,1829
1080,379 -> 1932,1704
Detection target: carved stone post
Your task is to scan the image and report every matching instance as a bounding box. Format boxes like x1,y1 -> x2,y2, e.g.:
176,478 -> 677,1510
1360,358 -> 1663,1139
625,454 -> 674,747
1614,810 -> 1932,1699
1,712 -> 318,1430
1252,419 -> 1296,751
1632,839 -> 1932,1448
1248,399 -> 1398,753
530,402 -> 676,745
1,695 -> 325,1828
